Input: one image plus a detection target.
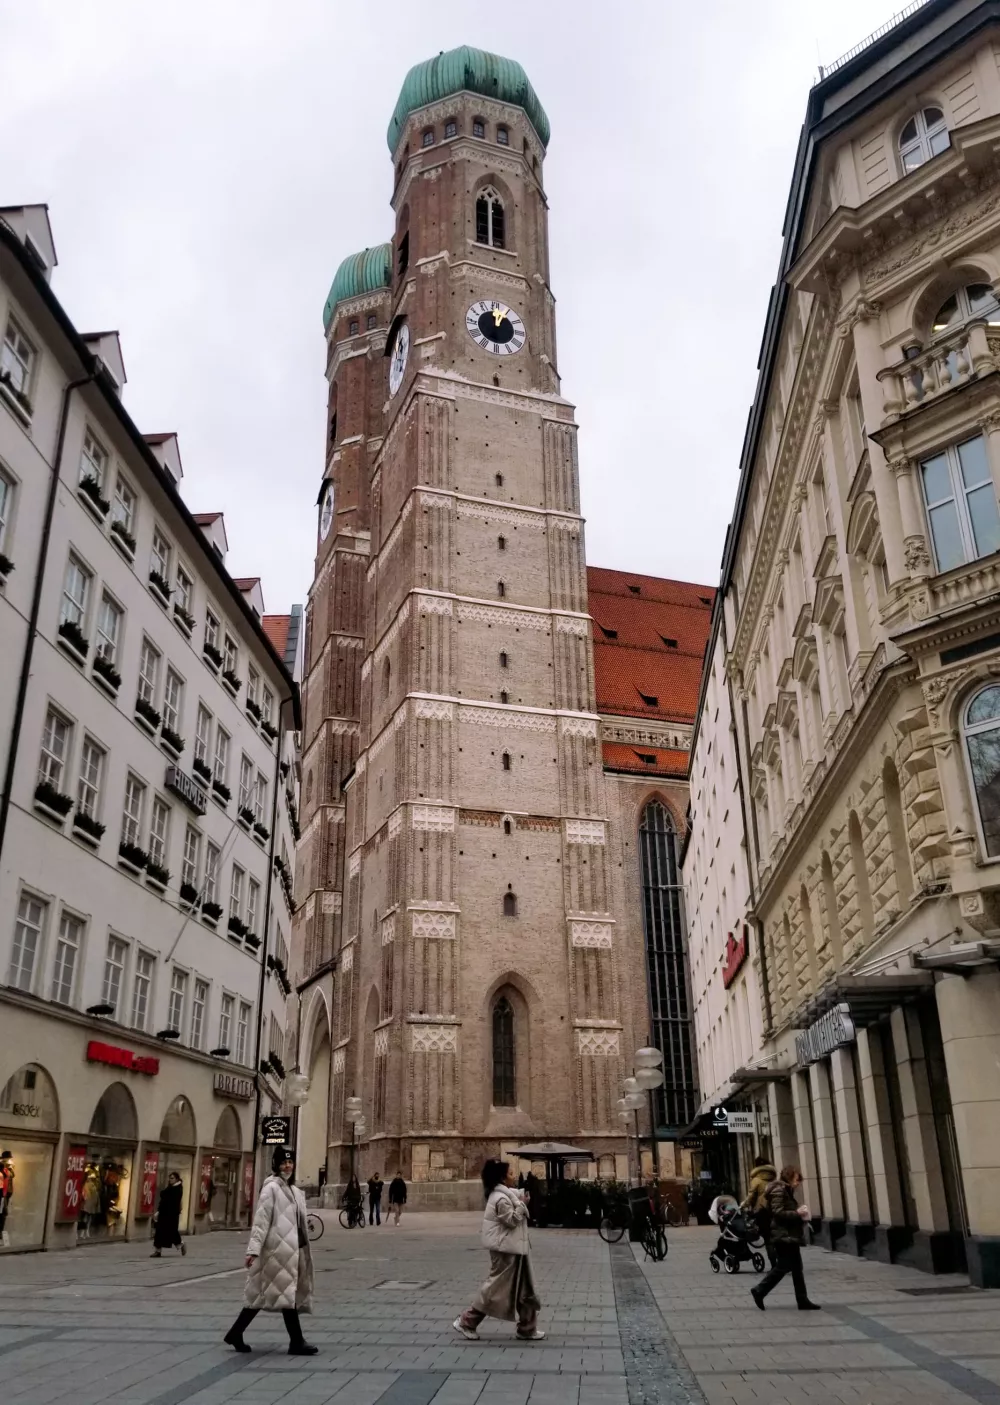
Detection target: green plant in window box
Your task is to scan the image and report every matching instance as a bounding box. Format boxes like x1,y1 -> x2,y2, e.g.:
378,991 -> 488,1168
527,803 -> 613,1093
212,778 -> 231,803
0,553 -> 13,580
0,367 -> 33,414
203,640 -> 223,668
238,804 -> 255,827
118,839 -> 149,870
174,604 -> 195,631
192,757 -> 212,783
260,720 -> 278,742
146,861 -> 170,887
222,667 -> 241,693
160,724 -> 185,755
73,809 -> 106,841
34,780 -> 74,817
135,696 -> 161,730
78,474 -> 111,516
149,568 -> 172,600
179,880 -> 199,906
109,519 -> 136,554
57,618 -> 90,657
246,698 -> 262,721
92,654 -> 121,691
202,899 -> 223,922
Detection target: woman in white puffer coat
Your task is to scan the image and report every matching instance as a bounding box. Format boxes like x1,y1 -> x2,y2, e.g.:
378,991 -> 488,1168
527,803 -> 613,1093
223,1146 -> 317,1355
454,1159 -> 544,1341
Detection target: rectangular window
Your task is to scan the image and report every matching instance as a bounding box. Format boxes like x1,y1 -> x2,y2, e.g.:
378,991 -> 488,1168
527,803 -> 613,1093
95,592 -> 123,663
261,685 -> 274,727
149,795 -> 171,867
224,634 -> 238,674
254,773 -> 267,825
9,892 -> 46,991
239,754 -> 254,810
214,726 -> 230,784
181,824 -> 201,889
247,665 -> 259,709
195,705 -> 212,765
247,878 -> 259,936
163,668 -> 184,733
473,118 -> 485,139
920,435 -> 1000,573
79,428 -> 108,489
1,317 -> 35,396
137,637 -> 160,706
111,474 -> 136,535
175,564 -> 193,615
77,735 -> 105,819
229,864 -> 245,919
204,841 -> 220,904
39,706 -> 72,790
151,527 -> 171,581
102,935 -> 128,1012
131,950 -> 154,1030
236,1001 -> 251,1064
219,992 -> 234,1049
121,773 -> 146,848
51,910 -> 83,1005
205,610 -> 220,652
167,968 -> 188,1035
0,468 -> 13,551
191,978 -> 208,1050
60,554 -> 91,629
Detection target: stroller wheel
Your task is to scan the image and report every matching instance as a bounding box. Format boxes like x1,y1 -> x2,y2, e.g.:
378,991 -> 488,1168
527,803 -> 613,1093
751,1252 -> 765,1273
724,1255 -> 740,1274
709,1254 -> 720,1273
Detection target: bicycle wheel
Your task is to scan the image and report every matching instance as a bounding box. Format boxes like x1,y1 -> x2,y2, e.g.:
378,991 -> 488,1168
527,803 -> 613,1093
307,1213 -> 324,1241
598,1215 -> 626,1245
644,1226 -> 667,1262
338,1208 -> 351,1229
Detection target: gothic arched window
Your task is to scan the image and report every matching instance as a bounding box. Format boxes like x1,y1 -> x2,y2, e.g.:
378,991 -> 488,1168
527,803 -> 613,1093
492,996 -> 515,1105
476,188 -> 506,249
899,106 -> 949,174
964,684 -> 1000,857
502,887 -> 517,917
638,801 -> 696,1131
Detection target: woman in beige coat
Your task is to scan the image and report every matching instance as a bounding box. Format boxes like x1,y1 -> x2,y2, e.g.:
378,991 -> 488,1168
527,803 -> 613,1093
224,1147 -> 317,1354
454,1159 -> 544,1341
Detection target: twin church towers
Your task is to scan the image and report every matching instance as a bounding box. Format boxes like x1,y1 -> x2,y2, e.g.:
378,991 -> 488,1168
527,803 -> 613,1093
295,48 -> 704,1191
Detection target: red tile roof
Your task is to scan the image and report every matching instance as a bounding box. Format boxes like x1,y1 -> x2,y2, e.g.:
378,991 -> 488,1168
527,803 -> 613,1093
600,742 -> 690,778
587,567 -> 714,724
262,614 -> 291,658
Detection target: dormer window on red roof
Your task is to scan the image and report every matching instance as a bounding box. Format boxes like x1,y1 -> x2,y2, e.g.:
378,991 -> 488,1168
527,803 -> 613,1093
598,624 -> 618,640
627,584 -> 641,595
635,751 -> 656,766
638,690 -> 658,707
660,636 -> 678,649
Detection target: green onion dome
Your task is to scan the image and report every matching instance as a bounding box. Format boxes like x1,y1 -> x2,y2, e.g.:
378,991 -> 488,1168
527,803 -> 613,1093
387,45 -> 550,154
322,245 -> 392,332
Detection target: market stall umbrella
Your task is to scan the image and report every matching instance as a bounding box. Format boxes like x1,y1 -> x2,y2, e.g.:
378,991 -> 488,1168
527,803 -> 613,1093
510,1142 -> 595,1181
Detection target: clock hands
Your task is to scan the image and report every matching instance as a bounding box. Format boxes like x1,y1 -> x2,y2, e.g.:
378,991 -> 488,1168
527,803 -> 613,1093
492,306 -> 509,328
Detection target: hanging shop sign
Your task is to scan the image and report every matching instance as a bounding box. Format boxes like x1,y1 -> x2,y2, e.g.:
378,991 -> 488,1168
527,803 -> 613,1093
712,1105 -> 730,1129
164,765 -> 208,816
795,1002 -> 855,1066
722,926 -> 749,989
260,1115 -> 291,1146
242,1159 -> 255,1209
138,1150 -> 159,1219
86,1040 -> 159,1075
214,1072 -> 254,1101
198,1155 -> 213,1212
57,1145 -> 87,1223
726,1109 -> 756,1134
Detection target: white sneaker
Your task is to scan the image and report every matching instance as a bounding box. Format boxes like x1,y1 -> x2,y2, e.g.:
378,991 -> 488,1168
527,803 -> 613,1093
517,1330 -> 546,1341
453,1317 -> 479,1340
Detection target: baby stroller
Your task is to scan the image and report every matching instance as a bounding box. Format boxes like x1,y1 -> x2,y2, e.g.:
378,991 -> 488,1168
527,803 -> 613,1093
707,1195 -> 767,1275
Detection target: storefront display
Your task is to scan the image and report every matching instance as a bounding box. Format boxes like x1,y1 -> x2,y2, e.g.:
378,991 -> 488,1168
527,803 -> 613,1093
76,1081 -> 138,1242
152,1096 -> 197,1235
0,1063 -> 59,1250
209,1105 -> 243,1227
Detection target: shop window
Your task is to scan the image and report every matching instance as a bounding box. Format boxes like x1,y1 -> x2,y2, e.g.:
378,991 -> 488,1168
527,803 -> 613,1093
963,684 -> 1000,857
160,1095 -> 196,1146
0,1065 -> 59,1249
899,106 -> 949,174
492,995 -> 516,1105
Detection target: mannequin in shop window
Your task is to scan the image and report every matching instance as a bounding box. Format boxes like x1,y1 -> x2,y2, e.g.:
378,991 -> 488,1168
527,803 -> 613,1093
79,1161 -> 102,1238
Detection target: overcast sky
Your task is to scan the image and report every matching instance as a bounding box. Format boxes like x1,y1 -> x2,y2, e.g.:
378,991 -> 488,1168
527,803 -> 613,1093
3,0 -> 905,610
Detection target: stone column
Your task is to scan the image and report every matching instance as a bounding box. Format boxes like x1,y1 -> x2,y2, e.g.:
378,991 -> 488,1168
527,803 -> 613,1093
791,1070 -> 822,1222
936,968 -> 1000,1288
977,407 -> 1000,509
887,455 -> 933,579
855,1026 -> 905,1241
830,1045 -> 873,1250
767,1078 -> 798,1172
808,1060 -> 845,1245
890,1005 -> 951,1269
849,309 -> 908,584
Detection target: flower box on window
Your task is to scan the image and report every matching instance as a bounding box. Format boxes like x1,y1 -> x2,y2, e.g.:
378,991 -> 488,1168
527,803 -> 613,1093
0,368 -> 32,422
222,667 -> 241,696
260,720 -> 279,743
245,932 -> 262,952
134,696 -> 161,734
201,899 -> 223,926
160,725 -> 185,759
252,821 -> 270,846
91,653 -> 121,697
173,604 -> 195,636
0,553 -> 13,583
109,519 -> 136,559
118,839 -> 149,875
179,880 -> 199,908
203,640 -> 223,671
192,757 -> 212,784
57,618 -> 89,665
212,778 -> 231,807
227,914 -> 249,940
78,474 -> 111,521
279,760 -> 290,781
33,780 -> 73,825
237,804 -> 255,830
72,809 -> 105,848
266,1049 -> 284,1077
145,861 -> 170,891
245,698 -> 261,724
148,569 -> 172,606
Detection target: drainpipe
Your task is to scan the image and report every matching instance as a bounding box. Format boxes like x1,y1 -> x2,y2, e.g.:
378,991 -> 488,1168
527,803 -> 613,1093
0,367 -> 97,865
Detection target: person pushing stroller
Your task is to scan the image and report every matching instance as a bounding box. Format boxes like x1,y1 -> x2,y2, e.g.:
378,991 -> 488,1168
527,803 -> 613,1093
707,1192 -> 767,1275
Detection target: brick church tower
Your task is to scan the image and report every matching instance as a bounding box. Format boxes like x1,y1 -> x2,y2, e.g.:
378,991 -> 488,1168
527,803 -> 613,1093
295,49 -> 709,1194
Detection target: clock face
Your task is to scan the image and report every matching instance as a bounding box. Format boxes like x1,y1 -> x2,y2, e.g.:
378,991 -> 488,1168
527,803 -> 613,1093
466,300 -> 526,356
388,322 -> 409,397
319,483 -> 335,541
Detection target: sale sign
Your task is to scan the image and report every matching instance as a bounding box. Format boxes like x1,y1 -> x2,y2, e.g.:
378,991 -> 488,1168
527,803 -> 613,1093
242,1157 -> 254,1212
198,1155 -> 213,1212
138,1150 -> 159,1219
58,1145 -> 87,1222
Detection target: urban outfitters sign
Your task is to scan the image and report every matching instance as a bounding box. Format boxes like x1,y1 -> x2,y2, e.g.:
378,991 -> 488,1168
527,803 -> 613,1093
795,1002 -> 855,1066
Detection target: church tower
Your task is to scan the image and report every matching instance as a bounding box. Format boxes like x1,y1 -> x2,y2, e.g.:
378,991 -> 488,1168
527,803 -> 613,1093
300,48 -> 638,1187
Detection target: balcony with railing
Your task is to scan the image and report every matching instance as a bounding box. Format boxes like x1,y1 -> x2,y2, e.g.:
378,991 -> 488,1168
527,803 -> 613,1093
877,322 -> 997,424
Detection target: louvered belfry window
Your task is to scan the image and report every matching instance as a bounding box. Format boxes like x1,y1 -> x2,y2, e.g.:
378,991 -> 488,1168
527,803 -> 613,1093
492,996 -> 516,1106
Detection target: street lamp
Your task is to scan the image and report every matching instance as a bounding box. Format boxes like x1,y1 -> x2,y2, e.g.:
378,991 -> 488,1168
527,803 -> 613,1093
344,1096 -> 363,1181
633,1047 -> 664,1180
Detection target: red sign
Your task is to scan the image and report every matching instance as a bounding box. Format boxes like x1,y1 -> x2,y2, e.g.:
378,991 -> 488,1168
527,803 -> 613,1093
199,1155 -> 213,1212
722,926 -> 749,989
242,1158 -> 254,1211
138,1150 -> 160,1219
58,1144 -> 87,1222
86,1040 -> 159,1075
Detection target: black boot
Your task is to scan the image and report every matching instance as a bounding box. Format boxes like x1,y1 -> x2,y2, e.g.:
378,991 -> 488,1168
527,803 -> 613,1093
225,1308 -> 256,1351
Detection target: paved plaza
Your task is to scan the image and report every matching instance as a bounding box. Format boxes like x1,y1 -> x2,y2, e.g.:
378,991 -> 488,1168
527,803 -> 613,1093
1,1214 -> 999,1405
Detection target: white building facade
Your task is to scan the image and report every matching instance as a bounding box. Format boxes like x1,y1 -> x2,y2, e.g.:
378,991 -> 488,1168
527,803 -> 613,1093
0,206 -> 298,1252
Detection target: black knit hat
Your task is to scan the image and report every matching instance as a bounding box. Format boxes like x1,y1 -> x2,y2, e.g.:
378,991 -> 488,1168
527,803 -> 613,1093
271,1145 -> 295,1175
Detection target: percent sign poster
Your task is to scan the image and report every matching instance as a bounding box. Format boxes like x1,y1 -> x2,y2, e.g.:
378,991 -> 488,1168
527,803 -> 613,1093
59,1145 -> 87,1222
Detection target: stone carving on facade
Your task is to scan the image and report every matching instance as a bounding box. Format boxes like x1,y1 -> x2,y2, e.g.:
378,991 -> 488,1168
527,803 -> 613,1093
569,920 -> 613,948
415,697 -> 455,720
412,910 -> 457,939
909,586 -> 931,620
449,260 -> 530,292
460,603 -> 550,631
863,182 -> 1000,288
464,706 -> 557,732
836,298 -> 882,338
322,891 -> 342,914
417,594 -> 454,616
555,616 -> 590,635
341,944 -> 354,972
381,914 -> 395,946
349,850 -> 361,878
576,1028 -> 620,1056
388,809 -> 403,839
455,500 -> 545,530
601,720 -> 690,749
373,598 -> 411,666
565,819 -> 606,845
332,1047 -> 345,1075
412,805 -> 456,832
304,895 -> 316,921
410,1024 -> 458,1053
379,495 -> 414,562
374,1028 -> 390,1057
904,536 -> 932,574
560,716 -> 598,738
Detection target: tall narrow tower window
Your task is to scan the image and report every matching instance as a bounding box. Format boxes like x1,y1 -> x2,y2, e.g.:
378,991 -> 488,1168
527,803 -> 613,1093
397,231 -> 409,279
495,473 -> 504,488
422,129 -> 434,148
475,188 -> 506,249
502,889 -> 517,917
502,751 -> 511,770
497,534 -> 506,551
496,125 -> 509,146
445,119 -> 457,139
499,651 -> 508,668
492,995 -> 515,1104
497,580 -> 506,598
473,118 -> 485,139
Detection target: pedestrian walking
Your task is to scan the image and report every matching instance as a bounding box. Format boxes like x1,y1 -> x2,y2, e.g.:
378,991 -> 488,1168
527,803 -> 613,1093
750,1165 -> 820,1312
740,1156 -> 777,1265
388,1172 -> 407,1225
367,1172 -> 384,1225
454,1159 -> 544,1341
224,1146 -> 318,1355
343,1173 -> 363,1222
151,1171 -> 186,1257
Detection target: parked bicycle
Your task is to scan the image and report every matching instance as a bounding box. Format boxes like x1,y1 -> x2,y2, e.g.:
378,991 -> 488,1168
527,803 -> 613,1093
306,1212 -> 324,1241
338,1202 -> 366,1229
598,1185 -> 667,1261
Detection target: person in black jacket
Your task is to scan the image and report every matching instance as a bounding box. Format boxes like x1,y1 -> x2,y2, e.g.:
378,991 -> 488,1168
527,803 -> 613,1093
750,1166 -> 820,1311
388,1173 -> 407,1225
367,1172 -> 384,1225
151,1172 -> 186,1257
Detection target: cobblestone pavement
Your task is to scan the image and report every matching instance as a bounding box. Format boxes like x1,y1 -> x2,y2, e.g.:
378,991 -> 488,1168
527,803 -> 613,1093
1,1215 -> 999,1405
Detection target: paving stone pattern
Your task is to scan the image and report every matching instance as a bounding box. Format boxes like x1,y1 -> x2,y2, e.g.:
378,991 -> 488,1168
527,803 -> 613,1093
1,1214 -> 999,1404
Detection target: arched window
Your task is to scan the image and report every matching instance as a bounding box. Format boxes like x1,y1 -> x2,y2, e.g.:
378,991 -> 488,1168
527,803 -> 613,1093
882,757 -> 914,907
475,187 -> 506,249
497,534 -> 506,551
497,580 -> 505,598
496,125 -> 509,146
502,887 -> 517,917
492,996 -> 515,1105
473,117 -> 485,139
499,690 -> 509,705
499,651 -> 508,668
495,472 -> 504,488
899,106 -> 949,173
421,128 -> 434,148
820,850 -> 843,968
963,684 -> 1000,856
849,810 -> 874,940
638,802 -> 696,1131
503,818 -> 512,835
932,282 -> 1000,333
798,884 -> 820,987
501,751 -> 511,771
